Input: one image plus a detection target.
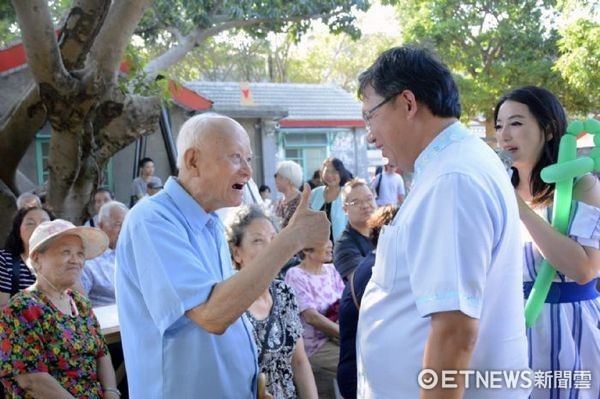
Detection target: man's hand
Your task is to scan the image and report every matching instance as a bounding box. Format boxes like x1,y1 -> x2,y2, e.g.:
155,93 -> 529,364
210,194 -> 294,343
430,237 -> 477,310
286,183 -> 331,250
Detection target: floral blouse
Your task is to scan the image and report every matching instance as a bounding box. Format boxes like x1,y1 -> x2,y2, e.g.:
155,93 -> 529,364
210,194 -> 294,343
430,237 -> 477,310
246,280 -> 303,399
0,289 -> 108,398
275,194 -> 301,228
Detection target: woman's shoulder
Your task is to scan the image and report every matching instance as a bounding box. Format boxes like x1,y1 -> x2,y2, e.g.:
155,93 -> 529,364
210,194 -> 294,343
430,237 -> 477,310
3,290 -> 44,318
574,174 -> 600,207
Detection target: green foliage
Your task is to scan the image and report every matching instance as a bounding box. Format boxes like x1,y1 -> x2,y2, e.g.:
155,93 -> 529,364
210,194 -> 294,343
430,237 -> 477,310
555,19 -> 600,111
396,0 -> 565,123
0,0 -> 73,47
118,45 -> 172,101
137,0 -> 369,45
287,30 -> 398,93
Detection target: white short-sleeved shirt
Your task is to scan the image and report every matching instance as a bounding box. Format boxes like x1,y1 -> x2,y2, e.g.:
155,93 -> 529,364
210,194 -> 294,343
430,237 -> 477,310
357,122 -> 530,398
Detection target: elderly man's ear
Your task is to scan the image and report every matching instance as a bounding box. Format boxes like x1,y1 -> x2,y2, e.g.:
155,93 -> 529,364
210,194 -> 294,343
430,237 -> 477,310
183,147 -> 201,173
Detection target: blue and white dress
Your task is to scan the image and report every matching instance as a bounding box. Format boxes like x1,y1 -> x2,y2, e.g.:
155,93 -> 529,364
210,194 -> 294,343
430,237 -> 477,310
523,200 -> 600,399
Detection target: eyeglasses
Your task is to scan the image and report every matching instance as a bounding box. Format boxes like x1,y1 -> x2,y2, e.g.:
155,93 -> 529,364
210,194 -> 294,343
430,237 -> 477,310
345,198 -> 375,207
363,93 -> 400,133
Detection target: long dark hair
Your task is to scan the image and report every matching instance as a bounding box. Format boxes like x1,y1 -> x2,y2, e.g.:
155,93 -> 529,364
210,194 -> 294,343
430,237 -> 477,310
322,157 -> 353,187
494,86 -> 567,206
4,207 -> 55,256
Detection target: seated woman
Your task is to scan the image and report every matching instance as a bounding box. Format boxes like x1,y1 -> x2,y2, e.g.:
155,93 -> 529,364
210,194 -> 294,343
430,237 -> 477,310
284,240 -> 344,399
226,205 -> 317,399
337,205 -> 399,399
0,219 -> 120,399
0,206 -> 54,308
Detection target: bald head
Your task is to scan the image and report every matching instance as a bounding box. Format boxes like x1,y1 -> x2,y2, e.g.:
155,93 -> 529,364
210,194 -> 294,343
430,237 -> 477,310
176,113 -> 247,170
176,113 -> 253,212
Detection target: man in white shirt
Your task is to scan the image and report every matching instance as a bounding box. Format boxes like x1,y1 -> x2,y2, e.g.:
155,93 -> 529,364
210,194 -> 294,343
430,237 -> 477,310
371,163 -> 405,206
356,46 -> 529,399
82,201 -> 128,306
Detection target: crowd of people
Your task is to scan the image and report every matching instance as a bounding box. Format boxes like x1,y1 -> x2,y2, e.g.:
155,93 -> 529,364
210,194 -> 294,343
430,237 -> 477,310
0,44 -> 598,399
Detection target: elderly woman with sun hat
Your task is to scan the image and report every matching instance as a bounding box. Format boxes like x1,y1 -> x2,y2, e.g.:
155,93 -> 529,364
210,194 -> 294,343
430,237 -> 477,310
0,219 -> 120,399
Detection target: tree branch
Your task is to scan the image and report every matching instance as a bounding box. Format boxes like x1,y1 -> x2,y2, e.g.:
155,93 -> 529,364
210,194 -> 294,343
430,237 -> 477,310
58,0 -> 112,70
0,84 -> 45,193
87,0 -> 152,81
144,12 -> 332,78
11,0 -> 69,84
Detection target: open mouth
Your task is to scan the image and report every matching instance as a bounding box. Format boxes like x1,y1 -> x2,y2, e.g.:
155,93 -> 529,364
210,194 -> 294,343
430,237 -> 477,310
503,146 -> 517,153
232,183 -> 245,190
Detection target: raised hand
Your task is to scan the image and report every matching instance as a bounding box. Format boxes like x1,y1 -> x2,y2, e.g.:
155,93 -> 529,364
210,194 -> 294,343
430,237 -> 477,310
286,183 -> 331,251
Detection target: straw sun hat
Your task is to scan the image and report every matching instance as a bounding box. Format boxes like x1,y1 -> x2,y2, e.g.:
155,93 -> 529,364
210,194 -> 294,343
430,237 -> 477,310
27,219 -> 108,265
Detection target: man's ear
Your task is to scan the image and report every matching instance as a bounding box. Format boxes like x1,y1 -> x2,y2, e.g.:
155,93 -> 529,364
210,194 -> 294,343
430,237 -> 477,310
183,147 -> 201,174
398,90 -> 418,117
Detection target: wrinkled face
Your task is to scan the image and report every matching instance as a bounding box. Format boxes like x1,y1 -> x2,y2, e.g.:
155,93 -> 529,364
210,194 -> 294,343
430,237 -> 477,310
195,123 -> 253,212
343,185 -> 375,226
141,161 -> 155,177
232,218 -> 276,269
94,191 -> 112,213
274,172 -> 289,193
20,208 -> 51,251
322,163 -> 341,187
362,85 -> 414,172
306,240 -> 333,263
33,235 -> 85,289
495,100 -> 547,169
100,208 -> 126,249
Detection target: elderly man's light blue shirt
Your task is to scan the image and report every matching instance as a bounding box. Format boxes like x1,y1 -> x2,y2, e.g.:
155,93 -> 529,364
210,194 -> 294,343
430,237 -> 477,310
116,177 -> 258,398
82,248 -> 116,307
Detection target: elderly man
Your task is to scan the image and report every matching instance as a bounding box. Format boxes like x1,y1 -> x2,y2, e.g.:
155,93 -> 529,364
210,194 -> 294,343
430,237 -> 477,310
81,201 -> 128,307
116,113 -> 330,398
356,46 -> 529,398
333,178 -> 375,281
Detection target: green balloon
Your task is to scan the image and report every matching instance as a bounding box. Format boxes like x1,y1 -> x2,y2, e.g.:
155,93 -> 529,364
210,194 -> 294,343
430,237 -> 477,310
524,118 -> 597,327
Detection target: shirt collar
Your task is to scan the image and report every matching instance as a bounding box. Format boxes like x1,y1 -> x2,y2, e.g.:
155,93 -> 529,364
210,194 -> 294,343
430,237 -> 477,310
163,177 -> 219,233
412,121 -> 470,187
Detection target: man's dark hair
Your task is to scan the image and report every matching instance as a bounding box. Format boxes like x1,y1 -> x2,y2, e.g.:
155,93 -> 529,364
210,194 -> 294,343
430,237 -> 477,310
494,86 -> 567,206
358,46 -> 461,118
139,157 -> 154,168
259,185 -> 270,194
95,187 -> 114,199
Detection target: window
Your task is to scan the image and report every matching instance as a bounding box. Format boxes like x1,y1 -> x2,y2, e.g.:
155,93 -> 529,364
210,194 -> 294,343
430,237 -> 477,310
281,132 -> 330,180
35,127 -> 114,190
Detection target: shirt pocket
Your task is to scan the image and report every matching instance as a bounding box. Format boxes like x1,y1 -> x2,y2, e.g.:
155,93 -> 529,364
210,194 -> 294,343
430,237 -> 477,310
369,225 -> 400,291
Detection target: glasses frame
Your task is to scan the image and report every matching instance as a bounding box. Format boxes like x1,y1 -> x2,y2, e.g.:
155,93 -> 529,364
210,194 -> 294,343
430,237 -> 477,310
363,92 -> 401,133
345,198 -> 375,208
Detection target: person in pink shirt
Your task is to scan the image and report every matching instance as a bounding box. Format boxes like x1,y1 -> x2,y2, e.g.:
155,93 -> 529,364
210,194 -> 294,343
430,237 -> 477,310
285,240 -> 344,399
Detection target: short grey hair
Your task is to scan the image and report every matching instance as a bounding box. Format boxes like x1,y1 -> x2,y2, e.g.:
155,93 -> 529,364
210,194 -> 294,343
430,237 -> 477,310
98,201 -> 128,223
176,113 -> 236,169
276,160 -> 304,188
341,178 -> 369,203
225,205 -> 279,268
16,192 -> 41,209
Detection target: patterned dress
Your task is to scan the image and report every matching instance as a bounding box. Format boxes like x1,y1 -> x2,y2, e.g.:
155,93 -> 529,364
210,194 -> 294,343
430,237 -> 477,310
524,201 -> 600,399
246,280 -> 302,399
0,289 -> 109,398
